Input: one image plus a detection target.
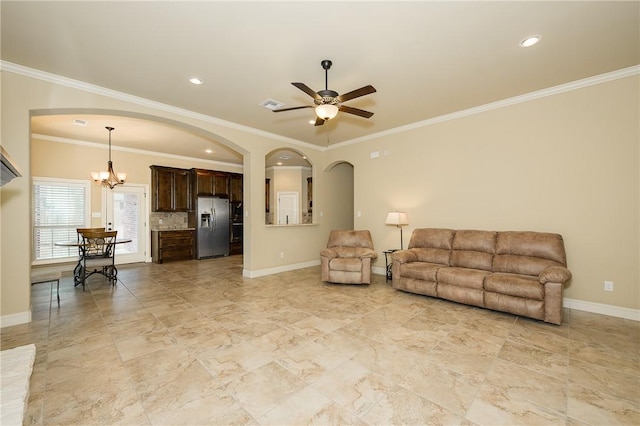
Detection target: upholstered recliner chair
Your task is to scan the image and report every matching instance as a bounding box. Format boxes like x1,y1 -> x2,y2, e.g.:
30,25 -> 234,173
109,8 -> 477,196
320,230 -> 378,284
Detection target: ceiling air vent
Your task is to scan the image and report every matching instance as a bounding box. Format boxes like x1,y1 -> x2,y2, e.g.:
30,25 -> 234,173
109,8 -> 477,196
73,119 -> 88,126
260,99 -> 284,110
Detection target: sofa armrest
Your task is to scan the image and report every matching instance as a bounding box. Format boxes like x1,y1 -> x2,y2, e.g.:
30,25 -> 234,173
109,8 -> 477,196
320,248 -> 338,259
539,266 -> 572,284
391,249 -> 417,264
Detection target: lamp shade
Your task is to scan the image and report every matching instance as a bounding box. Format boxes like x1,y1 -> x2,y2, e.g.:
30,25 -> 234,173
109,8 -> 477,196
385,211 -> 409,226
315,104 -> 339,120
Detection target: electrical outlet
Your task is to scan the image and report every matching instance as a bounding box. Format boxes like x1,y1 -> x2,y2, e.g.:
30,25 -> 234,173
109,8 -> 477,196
604,281 -> 614,292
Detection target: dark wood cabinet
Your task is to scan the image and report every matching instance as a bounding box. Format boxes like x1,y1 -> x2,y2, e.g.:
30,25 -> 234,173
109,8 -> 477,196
151,230 -> 195,263
193,169 -> 229,197
151,166 -> 243,256
150,166 -> 191,212
215,173 -> 229,197
230,173 -> 242,203
194,170 -> 214,196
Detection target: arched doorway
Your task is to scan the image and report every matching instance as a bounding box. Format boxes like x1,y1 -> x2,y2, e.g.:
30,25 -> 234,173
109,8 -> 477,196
30,109 -> 246,270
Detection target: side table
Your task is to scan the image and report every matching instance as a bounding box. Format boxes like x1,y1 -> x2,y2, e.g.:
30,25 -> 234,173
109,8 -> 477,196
383,249 -> 399,282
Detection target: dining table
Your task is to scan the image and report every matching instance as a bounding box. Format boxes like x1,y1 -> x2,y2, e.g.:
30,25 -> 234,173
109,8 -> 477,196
54,238 -> 132,286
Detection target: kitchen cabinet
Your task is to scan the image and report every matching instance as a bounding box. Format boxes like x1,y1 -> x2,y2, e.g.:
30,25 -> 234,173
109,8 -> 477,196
193,169 -> 229,197
230,173 -> 242,203
150,166 -> 191,212
151,230 -> 195,263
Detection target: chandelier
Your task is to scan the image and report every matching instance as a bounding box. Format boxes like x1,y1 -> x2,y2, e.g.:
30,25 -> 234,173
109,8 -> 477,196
91,126 -> 126,189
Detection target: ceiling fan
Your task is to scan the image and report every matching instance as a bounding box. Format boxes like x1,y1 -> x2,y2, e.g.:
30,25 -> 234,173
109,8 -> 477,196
273,59 -> 376,126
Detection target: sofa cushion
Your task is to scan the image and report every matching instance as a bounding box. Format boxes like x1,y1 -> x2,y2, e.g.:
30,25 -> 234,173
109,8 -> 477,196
437,283 -> 484,307
452,230 -> 497,252
330,246 -> 377,259
393,276 -> 438,297
485,292 -> 545,321
450,230 -> 496,270
437,267 -> 488,290
399,262 -> 442,281
327,229 -> 375,249
330,257 -> 364,272
408,228 -> 454,250
484,273 -> 544,300
493,255 -> 562,277
412,248 -> 451,265
450,250 -> 493,271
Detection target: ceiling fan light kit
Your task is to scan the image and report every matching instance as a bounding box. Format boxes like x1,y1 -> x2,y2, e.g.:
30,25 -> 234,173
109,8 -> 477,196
273,59 -> 376,126
315,104 -> 339,120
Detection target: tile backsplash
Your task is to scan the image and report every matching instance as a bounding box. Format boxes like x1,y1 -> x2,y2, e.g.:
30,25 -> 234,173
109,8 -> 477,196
150,212 -> 189,230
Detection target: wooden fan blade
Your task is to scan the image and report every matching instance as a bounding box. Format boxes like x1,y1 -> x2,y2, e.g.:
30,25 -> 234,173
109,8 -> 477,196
338,105 -> 374,118
314,117 -> 325,126
336,85 -> 376,103
292,82 -> 321,100
273,105 -> 313,113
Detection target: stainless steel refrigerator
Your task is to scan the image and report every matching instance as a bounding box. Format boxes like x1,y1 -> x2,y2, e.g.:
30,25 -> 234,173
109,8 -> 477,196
196,196 -> 230,259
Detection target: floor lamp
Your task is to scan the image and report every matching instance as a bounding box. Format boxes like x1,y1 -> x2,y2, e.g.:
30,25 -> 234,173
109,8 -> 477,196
385,211 -> 409,249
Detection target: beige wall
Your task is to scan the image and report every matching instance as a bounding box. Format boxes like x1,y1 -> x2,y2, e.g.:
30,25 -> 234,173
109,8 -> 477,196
1,69 -> 638,325
0,72 -> 343,323
331,75 -> 639,311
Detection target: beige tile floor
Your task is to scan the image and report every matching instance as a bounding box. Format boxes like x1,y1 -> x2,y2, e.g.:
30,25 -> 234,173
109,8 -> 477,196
2,256 -> 639,425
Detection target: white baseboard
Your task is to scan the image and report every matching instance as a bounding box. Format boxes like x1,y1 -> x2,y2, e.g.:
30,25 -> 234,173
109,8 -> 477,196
564,298 -> 640,322
243,259 -> 320,278
0,310 -> 32,328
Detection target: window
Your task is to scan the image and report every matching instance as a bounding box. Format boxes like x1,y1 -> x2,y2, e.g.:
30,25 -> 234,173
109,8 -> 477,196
32,177 -> 91,263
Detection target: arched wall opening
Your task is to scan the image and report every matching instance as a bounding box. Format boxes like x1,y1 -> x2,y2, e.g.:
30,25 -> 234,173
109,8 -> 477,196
29,108 -> 248,271
265,147 -> 314,225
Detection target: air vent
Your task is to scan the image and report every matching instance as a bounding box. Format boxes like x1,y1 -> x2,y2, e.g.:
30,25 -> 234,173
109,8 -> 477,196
260,99 -> 284,110
73,119 -> 88,126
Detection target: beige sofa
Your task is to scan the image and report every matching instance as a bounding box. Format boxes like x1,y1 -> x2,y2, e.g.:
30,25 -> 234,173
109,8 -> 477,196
391,228 -> 572,324
320,230 -> 378,284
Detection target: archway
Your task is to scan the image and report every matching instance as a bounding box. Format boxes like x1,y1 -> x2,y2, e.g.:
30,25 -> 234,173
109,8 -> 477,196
30,108 -> 248,271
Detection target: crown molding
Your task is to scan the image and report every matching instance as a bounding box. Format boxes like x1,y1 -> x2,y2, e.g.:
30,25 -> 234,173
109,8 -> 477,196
3,61 -> 637,153
1,61 -> 323,152
331,65 -> 640,149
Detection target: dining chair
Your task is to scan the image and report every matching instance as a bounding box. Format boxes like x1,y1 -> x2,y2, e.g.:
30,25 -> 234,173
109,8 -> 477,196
74,227 -> 105,286
79,230 -> 118,290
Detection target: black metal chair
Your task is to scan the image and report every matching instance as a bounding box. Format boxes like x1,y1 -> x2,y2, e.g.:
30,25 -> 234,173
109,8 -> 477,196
74,227 -> 105,286
79,230 -> 118,290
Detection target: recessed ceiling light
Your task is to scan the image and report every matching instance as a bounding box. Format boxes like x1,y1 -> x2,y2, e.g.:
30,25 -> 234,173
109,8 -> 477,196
189,77 -> 203,85
308,120 -> 315,125
205,149 -> 213,154
520,35 -> 542,47
276,162 -> 283,166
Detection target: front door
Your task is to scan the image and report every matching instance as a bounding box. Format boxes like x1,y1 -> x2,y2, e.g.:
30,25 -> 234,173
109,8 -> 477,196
103,184 -> 148,264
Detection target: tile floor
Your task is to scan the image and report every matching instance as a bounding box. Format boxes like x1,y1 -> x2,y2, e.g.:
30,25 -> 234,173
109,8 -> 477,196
2,256 -> 639,425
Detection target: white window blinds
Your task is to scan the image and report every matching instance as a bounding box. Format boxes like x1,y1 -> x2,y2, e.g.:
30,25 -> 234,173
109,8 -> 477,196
32,178 -> 90,262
